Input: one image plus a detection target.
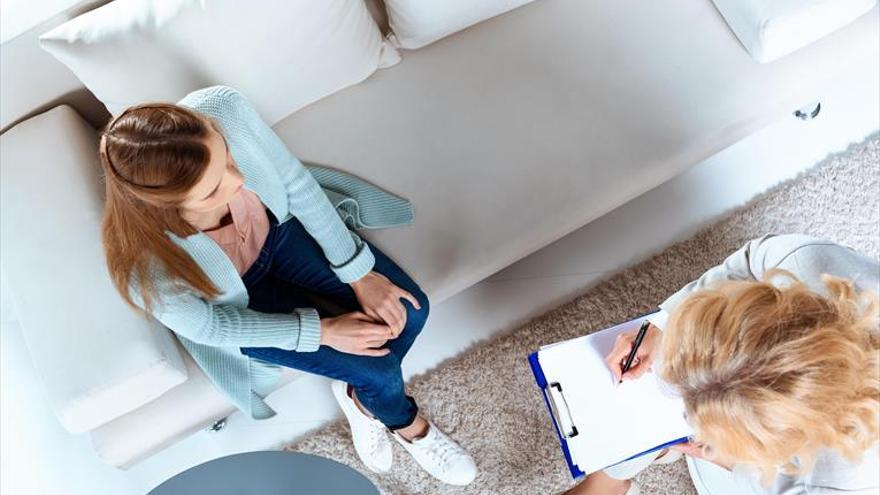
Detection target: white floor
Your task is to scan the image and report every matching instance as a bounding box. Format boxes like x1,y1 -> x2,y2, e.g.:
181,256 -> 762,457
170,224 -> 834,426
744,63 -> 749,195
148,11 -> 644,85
2,72 -> 878,495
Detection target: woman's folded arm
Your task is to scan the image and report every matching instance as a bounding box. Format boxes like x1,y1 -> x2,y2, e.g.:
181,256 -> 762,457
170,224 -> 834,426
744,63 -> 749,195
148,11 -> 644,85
130,277 -> 322,351
201,85 -> 376,284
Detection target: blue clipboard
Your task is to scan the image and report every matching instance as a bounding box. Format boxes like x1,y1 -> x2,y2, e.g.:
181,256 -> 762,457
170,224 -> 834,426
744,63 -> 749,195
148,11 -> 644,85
528,319 -> 690,478
528,351 -> 585,478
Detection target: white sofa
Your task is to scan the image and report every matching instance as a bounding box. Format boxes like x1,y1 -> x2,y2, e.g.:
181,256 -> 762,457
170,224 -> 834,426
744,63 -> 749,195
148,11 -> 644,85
1,0 -> 877,469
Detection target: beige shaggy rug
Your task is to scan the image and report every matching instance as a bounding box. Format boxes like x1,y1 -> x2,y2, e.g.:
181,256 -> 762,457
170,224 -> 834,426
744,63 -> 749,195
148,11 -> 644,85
286,133 -> 880,495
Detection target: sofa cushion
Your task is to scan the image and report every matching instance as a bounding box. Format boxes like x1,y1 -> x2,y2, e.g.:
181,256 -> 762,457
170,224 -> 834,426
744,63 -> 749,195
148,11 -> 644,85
89,348 -> 301,469
384,0 -> 535,49
0,105 -> 188,433
38,0 -> 399,125
88,345 -> 233,469
712,0 -> 878,63
271,0 -> 879,304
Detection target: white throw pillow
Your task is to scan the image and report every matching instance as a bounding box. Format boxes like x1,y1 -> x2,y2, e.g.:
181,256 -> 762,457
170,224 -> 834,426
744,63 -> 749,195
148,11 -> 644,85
712,0 -> 878,63
39,0 -> 400,125
384,0 -> 536,49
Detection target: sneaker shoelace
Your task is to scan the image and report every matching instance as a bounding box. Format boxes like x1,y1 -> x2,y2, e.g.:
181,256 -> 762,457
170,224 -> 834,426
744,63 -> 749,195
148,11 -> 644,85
366,420 -> 386,456
420,432 -> 459,471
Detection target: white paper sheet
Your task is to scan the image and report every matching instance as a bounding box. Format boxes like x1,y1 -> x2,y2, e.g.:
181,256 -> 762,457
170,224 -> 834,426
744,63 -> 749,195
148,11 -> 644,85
538,316 -> 693,475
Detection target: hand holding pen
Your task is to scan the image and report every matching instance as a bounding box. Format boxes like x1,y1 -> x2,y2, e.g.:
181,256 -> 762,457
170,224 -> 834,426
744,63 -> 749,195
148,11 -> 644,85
604,320 -> 662,384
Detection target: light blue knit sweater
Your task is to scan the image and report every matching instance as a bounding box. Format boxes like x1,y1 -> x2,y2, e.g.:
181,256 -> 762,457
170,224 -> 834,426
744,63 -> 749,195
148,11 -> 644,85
129,85 -> 413,419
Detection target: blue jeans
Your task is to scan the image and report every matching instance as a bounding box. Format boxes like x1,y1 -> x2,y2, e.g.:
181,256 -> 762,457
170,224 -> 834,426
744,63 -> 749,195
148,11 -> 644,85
239,209 -> 429,430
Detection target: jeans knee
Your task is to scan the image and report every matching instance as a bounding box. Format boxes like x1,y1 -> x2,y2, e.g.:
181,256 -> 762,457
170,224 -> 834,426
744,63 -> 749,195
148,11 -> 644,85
378,372 -> 405,398
357,359 -> 404,395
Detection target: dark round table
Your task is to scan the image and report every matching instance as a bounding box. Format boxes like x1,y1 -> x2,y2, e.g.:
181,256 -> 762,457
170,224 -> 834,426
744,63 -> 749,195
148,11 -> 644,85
148,451 -> 379,495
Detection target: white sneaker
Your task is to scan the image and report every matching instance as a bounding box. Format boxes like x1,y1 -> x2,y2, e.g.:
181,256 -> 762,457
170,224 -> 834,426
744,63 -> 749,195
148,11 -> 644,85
391,420 -> 478,485
330,380 -> 393,473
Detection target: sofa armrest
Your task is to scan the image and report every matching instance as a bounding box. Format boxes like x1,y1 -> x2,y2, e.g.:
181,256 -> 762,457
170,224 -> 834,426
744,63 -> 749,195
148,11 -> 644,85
0,105 -> 188,433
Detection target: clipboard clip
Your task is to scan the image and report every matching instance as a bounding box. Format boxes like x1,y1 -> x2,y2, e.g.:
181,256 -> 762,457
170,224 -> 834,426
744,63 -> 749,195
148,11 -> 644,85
546,382 -> 579,439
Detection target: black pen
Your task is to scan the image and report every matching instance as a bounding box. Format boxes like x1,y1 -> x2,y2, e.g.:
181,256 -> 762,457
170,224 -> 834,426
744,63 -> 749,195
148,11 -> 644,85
619,319 -> 651,384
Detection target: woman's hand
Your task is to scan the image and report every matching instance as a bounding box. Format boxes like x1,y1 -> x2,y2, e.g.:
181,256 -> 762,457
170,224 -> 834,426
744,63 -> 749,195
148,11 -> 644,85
319,311 -> 394,357
670,441 -> 734,471
604,323 -> 663,383
350,271 -> 421,337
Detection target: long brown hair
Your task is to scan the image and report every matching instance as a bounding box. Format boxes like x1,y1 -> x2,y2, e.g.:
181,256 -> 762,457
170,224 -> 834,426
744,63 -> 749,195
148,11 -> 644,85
98,103 -> 223,316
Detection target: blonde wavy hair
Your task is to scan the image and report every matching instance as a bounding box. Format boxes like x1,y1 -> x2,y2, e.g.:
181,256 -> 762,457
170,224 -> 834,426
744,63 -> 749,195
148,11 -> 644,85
659,270 -> 879,483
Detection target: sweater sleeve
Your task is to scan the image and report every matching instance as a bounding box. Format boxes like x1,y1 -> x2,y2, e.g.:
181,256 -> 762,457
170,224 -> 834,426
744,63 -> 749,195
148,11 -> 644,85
199,85 -> 375,284
153,291 -> 322,351
276,153 -> 376,283
129,270 -> 322,351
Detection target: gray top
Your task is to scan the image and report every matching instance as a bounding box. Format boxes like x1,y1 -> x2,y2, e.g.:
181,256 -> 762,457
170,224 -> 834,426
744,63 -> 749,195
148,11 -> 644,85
653,234 -> 880,494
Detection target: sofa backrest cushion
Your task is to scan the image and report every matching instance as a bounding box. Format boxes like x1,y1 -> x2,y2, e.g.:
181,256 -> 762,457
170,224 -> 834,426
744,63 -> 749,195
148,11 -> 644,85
384,0 -> 536,49
38,0 -> 399,125
0,105 -> 188,433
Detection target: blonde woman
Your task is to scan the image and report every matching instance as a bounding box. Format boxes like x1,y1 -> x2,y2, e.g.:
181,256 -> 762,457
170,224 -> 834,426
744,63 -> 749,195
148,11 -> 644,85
98,85 -> 477,485
568,234 -> 879,495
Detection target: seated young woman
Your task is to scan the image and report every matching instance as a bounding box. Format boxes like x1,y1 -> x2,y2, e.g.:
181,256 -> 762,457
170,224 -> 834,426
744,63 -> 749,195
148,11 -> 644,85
98,85 -> 477,486
567,234 -> 879,495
